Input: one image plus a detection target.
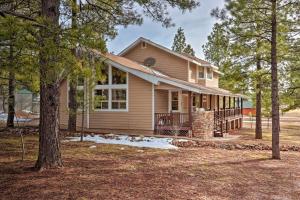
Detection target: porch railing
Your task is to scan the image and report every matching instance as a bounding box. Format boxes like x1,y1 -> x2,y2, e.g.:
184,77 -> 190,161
214,108 -> 242,136
217,108 -> 242,119
154,113 -> 191,136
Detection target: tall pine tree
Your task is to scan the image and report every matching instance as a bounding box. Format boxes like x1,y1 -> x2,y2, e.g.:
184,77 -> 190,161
172,27 -> 195,56
207,0 -> 300,159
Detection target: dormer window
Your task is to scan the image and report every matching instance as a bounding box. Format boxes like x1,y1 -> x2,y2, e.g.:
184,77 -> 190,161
207,68 -> 213,79
198,66 -> 205,79
141,41 -> 147,49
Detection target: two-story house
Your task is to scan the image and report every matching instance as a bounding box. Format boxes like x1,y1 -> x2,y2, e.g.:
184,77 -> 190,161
59,37 -> 245,138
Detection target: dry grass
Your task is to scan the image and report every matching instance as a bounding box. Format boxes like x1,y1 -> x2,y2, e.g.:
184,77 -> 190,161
1,132 -> 300,200
237,125 -> 300,145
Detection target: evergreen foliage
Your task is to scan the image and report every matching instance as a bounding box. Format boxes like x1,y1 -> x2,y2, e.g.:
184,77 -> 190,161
172,27 -> 195,56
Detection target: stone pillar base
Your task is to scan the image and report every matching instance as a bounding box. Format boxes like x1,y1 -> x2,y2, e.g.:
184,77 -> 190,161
192,111 -> 214,138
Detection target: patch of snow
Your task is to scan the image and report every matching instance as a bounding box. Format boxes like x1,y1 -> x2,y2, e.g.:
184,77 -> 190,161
0,113 -> 32,122
66,135 -> 178,150
22,109 -> 32,114
177,139 -> 189,142
89,145 -> 97,149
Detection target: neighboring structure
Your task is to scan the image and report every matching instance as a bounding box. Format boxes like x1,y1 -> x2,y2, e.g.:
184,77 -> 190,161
242,100 -> 256,116
59,37 -> 246,138
0,88 -> 40,114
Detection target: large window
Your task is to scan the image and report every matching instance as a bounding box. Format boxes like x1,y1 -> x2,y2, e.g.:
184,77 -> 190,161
94,65 -> 128,111
112,89 -> 127,109
96,64 -> 109,85
112,67 -> 127,84
198,66 -> 205,79
207,67 -> 213,79
94,89 -> 109,109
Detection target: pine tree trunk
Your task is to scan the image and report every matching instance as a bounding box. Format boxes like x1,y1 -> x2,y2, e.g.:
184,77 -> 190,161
35,0 -> 62,170
67,0 -> 78,132
255,58 -> 262,139
271,0 -> 280,159
68,79 -> 77,132
7,45 -> 15,128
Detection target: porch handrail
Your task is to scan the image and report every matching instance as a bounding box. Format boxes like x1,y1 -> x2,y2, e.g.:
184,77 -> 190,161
216,108 -> 242,119
154,113 -> 190,128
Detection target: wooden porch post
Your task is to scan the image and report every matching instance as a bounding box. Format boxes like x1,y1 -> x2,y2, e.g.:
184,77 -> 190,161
223,96 -> 226,118
200,93 -> 203,108
188,91 -> 193,136
229,97 -> 231,109
209,94 -> 212,110
241,98 -> 243,128
217,95 -> 220,113
234,97 -> 236,108
241,98 -> 243,114
233,97 -> 236,116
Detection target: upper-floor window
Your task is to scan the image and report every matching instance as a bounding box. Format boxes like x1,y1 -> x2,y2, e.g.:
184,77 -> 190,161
207,68 -> 213,79
198,66 -> 205,79
94,65 -> 128,111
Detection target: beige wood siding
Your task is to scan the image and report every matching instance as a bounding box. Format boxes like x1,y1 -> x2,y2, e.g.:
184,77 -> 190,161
205,72 -> 219,87
123,43 -> 189,81
197,79 -> 206,86
155,90 -> 168,113
88,74 -> 152,130
189,63 -> 197,83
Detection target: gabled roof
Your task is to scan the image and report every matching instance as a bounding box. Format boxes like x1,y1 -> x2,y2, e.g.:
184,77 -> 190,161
118,37 -> 222,74
91,50 -> 245,98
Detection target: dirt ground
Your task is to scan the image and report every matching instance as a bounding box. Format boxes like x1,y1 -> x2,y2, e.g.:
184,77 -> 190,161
1,127 -> 300,200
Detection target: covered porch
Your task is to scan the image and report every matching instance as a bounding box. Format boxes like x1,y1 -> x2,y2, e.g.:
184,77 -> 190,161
154,84 -> 244,138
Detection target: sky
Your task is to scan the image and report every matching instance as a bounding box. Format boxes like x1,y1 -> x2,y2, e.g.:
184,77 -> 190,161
107,0 -> 225,58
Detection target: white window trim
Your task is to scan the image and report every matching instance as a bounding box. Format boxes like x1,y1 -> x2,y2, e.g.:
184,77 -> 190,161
93,64 -> 129,112
168,90 -> 182,113
197,66 -> 213,80
206,67 -> 213,80
93,89 -> 110,111
197,66 -> 206,80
